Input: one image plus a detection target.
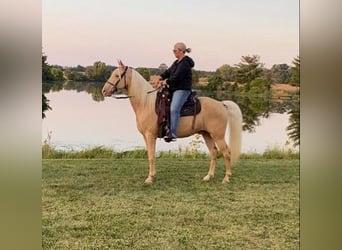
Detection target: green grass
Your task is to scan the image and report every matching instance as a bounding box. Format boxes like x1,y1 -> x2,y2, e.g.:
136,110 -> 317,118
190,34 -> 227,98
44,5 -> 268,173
42,144 -> 299,160
42,158 -> 299,249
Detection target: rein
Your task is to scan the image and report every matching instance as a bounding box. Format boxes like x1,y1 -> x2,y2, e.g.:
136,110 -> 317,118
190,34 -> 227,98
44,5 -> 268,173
147,88 -> 160,94
147,83 -> 169,94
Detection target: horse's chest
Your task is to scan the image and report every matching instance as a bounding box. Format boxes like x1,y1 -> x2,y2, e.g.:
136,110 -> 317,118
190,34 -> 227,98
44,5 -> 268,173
136,114 -> 157,133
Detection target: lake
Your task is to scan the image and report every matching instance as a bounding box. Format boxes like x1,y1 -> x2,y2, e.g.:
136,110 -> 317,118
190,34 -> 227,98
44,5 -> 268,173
42,82 -> 299,153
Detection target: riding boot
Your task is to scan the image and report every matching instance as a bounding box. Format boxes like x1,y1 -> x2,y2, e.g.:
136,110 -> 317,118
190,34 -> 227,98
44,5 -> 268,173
164,131 -> 176,142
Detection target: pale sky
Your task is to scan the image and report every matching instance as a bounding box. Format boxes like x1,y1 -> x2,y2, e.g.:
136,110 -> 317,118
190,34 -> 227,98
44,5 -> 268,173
42,0 -> 299,71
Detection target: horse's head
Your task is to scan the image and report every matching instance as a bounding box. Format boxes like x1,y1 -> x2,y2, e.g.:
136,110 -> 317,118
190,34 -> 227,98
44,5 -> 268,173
102,60 -> 129,97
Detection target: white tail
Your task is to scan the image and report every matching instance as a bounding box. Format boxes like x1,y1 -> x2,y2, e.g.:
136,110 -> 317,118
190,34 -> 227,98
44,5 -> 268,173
222,100 -> 243,164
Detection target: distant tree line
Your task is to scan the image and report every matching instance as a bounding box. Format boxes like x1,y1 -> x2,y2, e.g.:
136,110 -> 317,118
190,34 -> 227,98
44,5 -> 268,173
42,52 -> 64,82
43,51 -> 299,89
205,55 -> 299,92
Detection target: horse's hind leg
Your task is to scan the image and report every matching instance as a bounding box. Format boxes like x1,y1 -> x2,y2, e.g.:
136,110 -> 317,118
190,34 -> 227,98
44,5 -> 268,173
214,138 -> 232,184
201,132 -> 218,181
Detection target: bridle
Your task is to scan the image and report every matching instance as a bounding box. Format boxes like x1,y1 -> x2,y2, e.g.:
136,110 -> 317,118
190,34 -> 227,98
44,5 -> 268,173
105,66 -> 129,93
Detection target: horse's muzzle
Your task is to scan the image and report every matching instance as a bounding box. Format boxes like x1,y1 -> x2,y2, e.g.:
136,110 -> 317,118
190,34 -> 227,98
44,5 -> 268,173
102,84 -> 116,97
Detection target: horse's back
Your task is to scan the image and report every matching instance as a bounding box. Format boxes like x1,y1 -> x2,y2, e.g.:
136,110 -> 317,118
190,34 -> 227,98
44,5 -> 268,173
198,96 -> 228,116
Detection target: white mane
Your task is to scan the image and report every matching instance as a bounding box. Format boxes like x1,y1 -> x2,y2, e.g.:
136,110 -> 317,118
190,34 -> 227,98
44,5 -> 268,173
129,69 -> 156,111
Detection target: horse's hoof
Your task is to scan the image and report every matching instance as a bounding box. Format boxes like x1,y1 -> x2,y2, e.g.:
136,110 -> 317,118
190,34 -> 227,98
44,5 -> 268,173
144,177 -> 154,184
203,175 -> 212,181
222,177 -> 230,184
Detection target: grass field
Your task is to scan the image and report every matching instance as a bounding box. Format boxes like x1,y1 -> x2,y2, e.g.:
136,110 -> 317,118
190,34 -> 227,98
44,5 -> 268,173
42,158 -> 299,249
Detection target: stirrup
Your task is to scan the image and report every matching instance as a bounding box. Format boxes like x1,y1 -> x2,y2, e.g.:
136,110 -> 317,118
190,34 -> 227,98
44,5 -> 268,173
164,133 -> 176,143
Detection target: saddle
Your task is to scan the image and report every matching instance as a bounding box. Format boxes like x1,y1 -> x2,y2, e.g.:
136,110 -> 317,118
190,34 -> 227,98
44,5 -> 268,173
155,88 -> 201,138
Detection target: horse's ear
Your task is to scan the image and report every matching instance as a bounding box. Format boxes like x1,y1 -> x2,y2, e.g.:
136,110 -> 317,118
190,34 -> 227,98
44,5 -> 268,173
117,59 -> 125,68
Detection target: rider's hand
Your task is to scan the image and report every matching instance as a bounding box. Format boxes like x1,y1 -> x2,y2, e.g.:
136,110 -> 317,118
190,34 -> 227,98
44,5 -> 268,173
156,80 -> 166,89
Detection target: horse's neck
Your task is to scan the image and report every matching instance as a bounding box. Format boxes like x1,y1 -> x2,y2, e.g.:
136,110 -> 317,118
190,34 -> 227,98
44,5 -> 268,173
127,70 -> 156,117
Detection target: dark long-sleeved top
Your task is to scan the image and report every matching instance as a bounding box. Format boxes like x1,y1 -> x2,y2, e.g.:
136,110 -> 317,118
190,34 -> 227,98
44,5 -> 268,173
160,56 -> 195,92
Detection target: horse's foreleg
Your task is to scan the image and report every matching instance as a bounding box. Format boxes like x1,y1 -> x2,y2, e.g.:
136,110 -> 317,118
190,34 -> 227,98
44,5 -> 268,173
202,132 -> 218,181
143,133 -> 157,184
215,138 -> 232,184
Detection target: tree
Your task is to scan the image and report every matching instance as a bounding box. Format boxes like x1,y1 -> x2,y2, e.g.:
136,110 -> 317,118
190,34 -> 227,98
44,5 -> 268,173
270,64 -> 290,83
207,74 -> 224,91
287,95 -> 300,146
85,61 -> 110,81
42,52 -> 65,81
262,68 -> 273,91
42,93 -> 51,119
249,78 -> 269,94
290,56 -> 300,86
50,67 -> 65,81
204,64 -> 234,91
192,69 -> 199,85
42,52 -> 55,119
64,70 -> 75,80
234,55 -> 264,91
75,65 -> 86,72
42,53 -> 54,81
217,64 -> 235,82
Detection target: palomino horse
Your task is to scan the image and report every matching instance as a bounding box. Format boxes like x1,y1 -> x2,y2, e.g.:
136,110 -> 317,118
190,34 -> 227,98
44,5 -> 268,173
102,61 -> 243,184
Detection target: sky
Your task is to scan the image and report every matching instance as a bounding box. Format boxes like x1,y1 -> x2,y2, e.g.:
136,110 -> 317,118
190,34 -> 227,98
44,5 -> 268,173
42,0 -> 299,71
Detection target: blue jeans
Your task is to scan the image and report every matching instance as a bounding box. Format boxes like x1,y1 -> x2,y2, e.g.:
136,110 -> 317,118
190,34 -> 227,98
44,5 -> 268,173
170,90 -> 191,137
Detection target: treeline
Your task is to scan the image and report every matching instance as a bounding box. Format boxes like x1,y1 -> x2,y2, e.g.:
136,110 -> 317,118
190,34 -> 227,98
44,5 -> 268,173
205,55 -> 299,92
42,52 -> 300,89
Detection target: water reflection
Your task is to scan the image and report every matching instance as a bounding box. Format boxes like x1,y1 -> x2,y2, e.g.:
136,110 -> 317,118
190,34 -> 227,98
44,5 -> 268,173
43,81 -> 105,102
198,88 -> 299,144
286,93 -> 300,147
43,81 -> 299,149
